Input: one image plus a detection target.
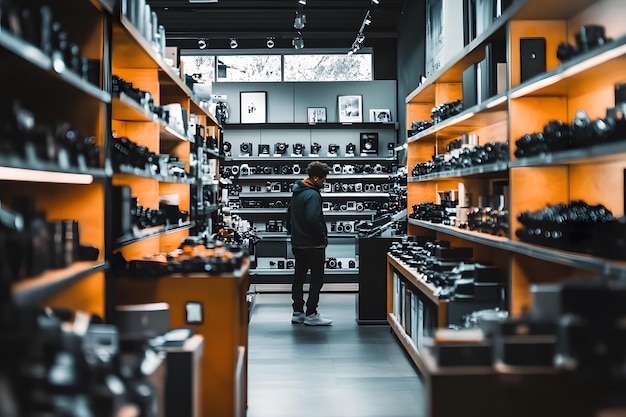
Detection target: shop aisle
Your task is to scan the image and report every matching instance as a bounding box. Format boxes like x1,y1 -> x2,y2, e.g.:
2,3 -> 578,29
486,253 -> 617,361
246,292 -> 427,417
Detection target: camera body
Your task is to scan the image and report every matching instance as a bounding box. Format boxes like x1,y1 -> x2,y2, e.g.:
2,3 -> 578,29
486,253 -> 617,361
311,142 -> 322,155
222,141 -> 232,157
274,142 -> 289,155
328,144 -> 340,156
360,133 -> 379,156
292,143 -> 305,156
239,142 -> 253,156
258,144 -> 270,156
325,257 -> 341,269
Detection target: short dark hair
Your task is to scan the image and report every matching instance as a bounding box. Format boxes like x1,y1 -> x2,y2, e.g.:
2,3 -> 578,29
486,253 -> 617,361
306,161 -> 329,178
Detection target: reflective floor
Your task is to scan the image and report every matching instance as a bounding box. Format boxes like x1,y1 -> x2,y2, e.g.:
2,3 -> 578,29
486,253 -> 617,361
246,292 -> 427,417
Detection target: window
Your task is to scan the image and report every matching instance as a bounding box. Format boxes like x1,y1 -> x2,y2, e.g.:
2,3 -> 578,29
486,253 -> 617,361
180,55 -> 215,83
284,54 -> 372,81
180,51 -> 373,82
216,55 -> 281,82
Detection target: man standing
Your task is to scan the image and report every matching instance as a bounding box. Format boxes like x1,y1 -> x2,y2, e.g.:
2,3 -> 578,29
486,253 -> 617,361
287,161 -> 332,326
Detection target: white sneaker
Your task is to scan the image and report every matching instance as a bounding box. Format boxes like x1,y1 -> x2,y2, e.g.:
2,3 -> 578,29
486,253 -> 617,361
304,312 -> 332,326
291,312 -> 305,324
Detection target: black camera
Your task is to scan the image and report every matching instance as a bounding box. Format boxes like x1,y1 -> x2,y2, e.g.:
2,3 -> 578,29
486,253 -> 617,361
222,141 -> 232,157
346,143 -> 356,155
311,142 -> 322,155
266,181 -> 282,192
360,133 -> 379,156
258,144 -> 270,155
240,142 -> 253,156
275,142 -> 289,155
328,144 -> 340,156
557,25 -> 610,63
293,143 -> 305,155
325,257 -> 341,269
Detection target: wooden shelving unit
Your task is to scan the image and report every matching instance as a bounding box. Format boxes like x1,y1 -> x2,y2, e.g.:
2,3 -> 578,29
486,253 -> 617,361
394,0 -> 626,415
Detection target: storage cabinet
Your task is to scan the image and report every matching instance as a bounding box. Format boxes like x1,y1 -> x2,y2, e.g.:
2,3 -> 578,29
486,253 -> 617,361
392,0 -> 626,414
1,0 -> 112,316
110,6 -> 220,265
222,122 -> 399,283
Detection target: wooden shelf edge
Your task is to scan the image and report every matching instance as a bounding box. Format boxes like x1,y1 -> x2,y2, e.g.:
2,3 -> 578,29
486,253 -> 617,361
12,261 -> 107,307
387,254 -> 442,304
388,312 -> 431,378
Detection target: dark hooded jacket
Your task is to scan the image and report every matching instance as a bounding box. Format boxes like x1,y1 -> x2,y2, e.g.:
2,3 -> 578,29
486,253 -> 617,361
288,179 -> 328,249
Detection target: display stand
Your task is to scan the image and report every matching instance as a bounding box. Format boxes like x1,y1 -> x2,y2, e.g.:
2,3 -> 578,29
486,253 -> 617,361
115,259 -> 250,417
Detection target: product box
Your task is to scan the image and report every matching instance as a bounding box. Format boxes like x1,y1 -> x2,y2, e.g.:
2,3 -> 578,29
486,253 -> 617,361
425,0 -> 465,77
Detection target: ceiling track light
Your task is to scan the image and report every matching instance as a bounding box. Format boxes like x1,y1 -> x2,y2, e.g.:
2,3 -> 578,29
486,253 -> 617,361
371,0 -> 380,5
294,10 -> 306,30
229,37 -> 238,48
347,10 -> 372,54
298,0 -> 306,4
197,38 -> 207,49
266,36 -> 275,48
292,33 -> 304,49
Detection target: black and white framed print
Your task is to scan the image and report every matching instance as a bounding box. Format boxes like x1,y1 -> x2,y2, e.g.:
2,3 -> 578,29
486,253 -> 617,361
240,91 -> 267,123
307,107 -> 327,123
338,95 -> 362,123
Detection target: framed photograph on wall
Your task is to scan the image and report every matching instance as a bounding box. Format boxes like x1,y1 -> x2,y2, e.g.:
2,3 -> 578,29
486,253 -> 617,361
369,109 -> 392,123
338,95 -> 362,123
240,91 -> 267,123
307,107 -> 327,124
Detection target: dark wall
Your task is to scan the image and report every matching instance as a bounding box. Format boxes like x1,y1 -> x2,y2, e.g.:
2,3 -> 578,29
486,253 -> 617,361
372,38 -> 399,80
396,0 -> 426,144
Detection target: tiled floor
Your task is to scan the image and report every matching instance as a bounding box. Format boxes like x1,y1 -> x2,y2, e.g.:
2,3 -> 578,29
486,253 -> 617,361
246,292 -> 427,417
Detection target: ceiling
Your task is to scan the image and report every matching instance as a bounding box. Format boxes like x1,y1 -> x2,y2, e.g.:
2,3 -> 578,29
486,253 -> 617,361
147,0 -> 410,51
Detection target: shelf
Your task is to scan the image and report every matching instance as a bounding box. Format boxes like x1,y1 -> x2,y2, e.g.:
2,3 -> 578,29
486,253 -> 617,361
204,148 -> 222,159
189,101 -> 221,127
228,173 -> 392,181
509,35 -> 626,99
236,192 -> 390,198
112,92 -> 155,122
224,122 -> 398,130
115,221 -> 195,248
196,204 -> 220,215
509,140 -> 626,167
160,123 -> 192,153
254,232 -> 359,239
408,94 -> 509,143
0,31 -> 110,104
12,261 -> 107,307
0,157 -> 106,184
408,161 -> 509,182
231,208 -> 287,214
322,192 -> 390,198
226,156 -> 398,163
115,165 -> 195,184
250,267 -> 359,276
407,218 -> 626,275
387,254 -> 443,304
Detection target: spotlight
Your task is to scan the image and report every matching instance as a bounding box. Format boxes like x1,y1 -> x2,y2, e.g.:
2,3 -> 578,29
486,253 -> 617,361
198,38 -> 207,49
371,0 -> 379,4
266,37 -> 275,48
298,0 -> 306,4
294,11 -> 306,30
292,33 -> 304,49
229,38 -> 238,49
